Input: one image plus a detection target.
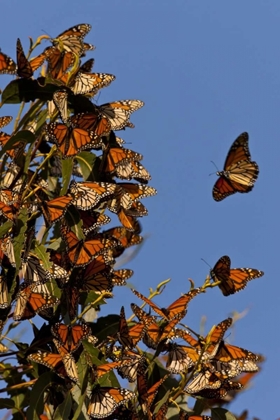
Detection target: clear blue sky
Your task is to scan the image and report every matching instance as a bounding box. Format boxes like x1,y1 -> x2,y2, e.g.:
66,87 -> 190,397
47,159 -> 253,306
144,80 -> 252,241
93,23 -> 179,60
1,2 -> 279,419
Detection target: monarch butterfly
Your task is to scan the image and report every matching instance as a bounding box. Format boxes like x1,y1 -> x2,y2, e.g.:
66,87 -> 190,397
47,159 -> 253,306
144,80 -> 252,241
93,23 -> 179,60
0,42 -> 45,78
210,256 -> 264,296
28,344 -> 79,383
153,401 -> 169,420
0,116 -> 13,129
137,373 -> 169,415
53,89 -> 69,123
78,261 -> 113,293
13,282 -> 59,321
87,385 -> 135,419
0,201 -> 18,221
0,276 -> 8,309
104,226 -> 143,258
69,112 -> 111,138
45,122 -> 101,158
107,183 -> 157,213
117,350 -> 147,382
179,413 -> 211,420
166,343 -> 199,374
41,195 -> 73,225
91,361 -> 121,381
111,269 -> 134,286
61,225 -> 117,267
70,71 -> 116,95
132,288 -> 202,322
69,180 -> 116,210
120,160 -> 151,183
45,47 -> 74,80
51,322 -> 91,352
195,379 -> 243,400
79,210 -> 111,235
185,367 -> 222,394
47,263 -> 69,284
51,23 -> 91,56
0,237 -> 16,267
117,306 -> 147,349
177,318 -> 233,358
20,255 -> 50,284
116,207 -> 144,231
131,303 -> 179,350
213,132 -> 259,201
102,147 -> 143,175
80,58 -> 95,73
97,100 -> 144,130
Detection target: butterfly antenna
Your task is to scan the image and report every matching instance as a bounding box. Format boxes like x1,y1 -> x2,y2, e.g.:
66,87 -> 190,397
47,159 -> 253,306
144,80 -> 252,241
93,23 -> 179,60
201,258 -> 212,269
209,161 -> 219,176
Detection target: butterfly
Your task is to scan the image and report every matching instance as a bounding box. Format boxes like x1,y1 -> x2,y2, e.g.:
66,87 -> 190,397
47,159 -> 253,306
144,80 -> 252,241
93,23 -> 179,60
78,210 -> 111,235
116,160 -> 151,183
0,276 -> 8,309
131,303 -> 179,350
28,341 -> 79,383
213,132 -> 259,201
117,350 -> 147,383
137,372 -> 169,415
103,226 -> 143,258
185,367 -> 222,394
0,237 -> 16,267
87,385 -> 135,419
179,413 -> 211,420
111,269 -> 134,286
107,183 -> 157,214
97,100 -> 144,130
61,225 -> 117,267
166,343 -> 199,374
70,71 -> 116,95
52,89 -> 69,123
116,202 -> 148,231
69,112 -> 111,138
0,116 -> 13,129
177,318 -> 233,359
117,306 -> 148,349
194,379 -> 243,400
132,288 -> 202,322
210,256 -> 264,296
51,23 -> 91,56
102,147 -> 143,175
0,41 -> 45,78
45,121 -> 101,158
20,255 -> 50,284
41,195 -> 73,225
69,180 -> 116,210
13,282 -> 59,321
51,322 -> 91,352
77,255 -> 113,293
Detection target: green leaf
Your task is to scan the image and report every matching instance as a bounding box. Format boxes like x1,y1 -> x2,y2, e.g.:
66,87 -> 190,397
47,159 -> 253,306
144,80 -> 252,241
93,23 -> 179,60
211,408 -> 237,420
92,315 -> 120,342
0,398 -> 15,409
34,243 -> 51,270
53,391 -> 72,420
0,221 -> 13,238
1,79 -> 59,104
13,207 -> 29,270
75,152 -> 97,181
61,159 -> 73,195
26,372 -> 56,420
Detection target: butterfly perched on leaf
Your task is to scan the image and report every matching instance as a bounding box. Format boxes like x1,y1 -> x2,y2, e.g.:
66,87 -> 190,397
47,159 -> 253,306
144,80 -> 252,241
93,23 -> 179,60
96,99 -> 144,130
51,322 -> 91,352
87,385 -> 135,419
213,132 -> 259,201
210,255 -> 264,296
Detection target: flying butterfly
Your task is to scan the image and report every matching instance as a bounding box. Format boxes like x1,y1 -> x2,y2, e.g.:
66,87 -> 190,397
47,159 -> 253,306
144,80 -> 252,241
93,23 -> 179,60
87,385 -> 135,419
213,132 -> 259,201
210,256 -> 264,296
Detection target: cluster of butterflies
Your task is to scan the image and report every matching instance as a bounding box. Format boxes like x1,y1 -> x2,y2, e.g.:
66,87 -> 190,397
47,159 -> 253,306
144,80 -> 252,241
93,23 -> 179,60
0,23 -> 264,420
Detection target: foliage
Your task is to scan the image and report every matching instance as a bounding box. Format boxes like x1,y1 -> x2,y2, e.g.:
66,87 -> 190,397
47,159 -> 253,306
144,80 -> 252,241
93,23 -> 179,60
0,25 -> 263,420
